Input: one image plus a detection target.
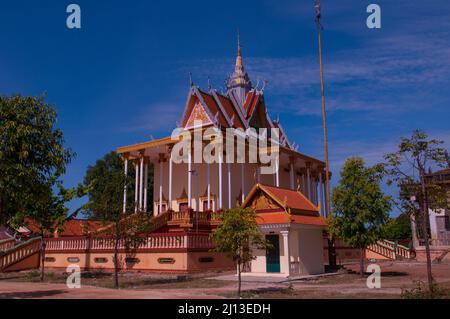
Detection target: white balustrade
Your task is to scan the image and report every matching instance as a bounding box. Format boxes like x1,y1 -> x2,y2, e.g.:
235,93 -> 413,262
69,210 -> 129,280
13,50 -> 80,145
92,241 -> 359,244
44,234 -> 214,252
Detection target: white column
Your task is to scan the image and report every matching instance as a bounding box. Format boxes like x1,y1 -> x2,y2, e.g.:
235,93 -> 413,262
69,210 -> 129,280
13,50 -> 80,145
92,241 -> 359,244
256,165 -> 261,183
143,159 -> 148,212
122,159 -> 128,214
275,158 -> 280,188
134,161 -> 139,212
169,153 -> 173,209
319,172 -> 324,216
207,162 -> 211,210
188,152 -> 192,208
241,163 -> 245,204
289,162 -> 295,190
306,166 -> 311,200
139,156 -> 144,211
280,231 -> 290,275
219,154 -> 223,209
227,163 -> 232,208
159,160 -> 163,214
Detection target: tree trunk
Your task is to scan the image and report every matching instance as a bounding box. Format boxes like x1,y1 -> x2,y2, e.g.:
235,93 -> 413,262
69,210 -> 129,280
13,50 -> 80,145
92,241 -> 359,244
113,236 -> 120,289
328,237 -> 337,268
237,261 -> 241,298
420,171 -> 434,292
40,239 -> 46,282
410,212 -> 419,249
359,247 -> 365,277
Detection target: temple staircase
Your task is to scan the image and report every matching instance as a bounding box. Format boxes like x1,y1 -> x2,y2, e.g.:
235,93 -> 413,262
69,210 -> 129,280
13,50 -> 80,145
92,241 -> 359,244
0,237 -> 41,272
367,240 -> 411,260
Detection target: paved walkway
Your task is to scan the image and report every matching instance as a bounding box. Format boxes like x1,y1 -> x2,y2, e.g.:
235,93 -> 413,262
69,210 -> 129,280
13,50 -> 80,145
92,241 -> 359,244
0,281 -> 225,299
208,272 -> 339,283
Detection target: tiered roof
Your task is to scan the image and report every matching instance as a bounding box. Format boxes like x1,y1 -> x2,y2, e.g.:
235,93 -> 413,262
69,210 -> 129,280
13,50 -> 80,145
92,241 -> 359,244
179,38 -> 293,149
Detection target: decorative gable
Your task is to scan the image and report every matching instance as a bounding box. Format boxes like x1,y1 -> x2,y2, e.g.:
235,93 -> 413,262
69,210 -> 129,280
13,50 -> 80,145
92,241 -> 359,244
185,101 -> 213,128
247,190 -> 283,211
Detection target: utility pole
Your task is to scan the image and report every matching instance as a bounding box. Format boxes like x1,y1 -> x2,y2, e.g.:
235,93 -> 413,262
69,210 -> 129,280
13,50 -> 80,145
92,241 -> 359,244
314,0 -> 336,267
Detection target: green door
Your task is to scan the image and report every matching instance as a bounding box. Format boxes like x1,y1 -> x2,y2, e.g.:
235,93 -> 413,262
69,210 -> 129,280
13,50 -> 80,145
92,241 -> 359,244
266,235 -> 280,273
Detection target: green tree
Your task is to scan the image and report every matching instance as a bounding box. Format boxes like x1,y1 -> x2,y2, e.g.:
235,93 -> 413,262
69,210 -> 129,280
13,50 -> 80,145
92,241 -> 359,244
84,161 -> 152,288
0,95 -> 73,224
329,157 -> 392,276
384,130 -> 449,292
83,151 -> 153,215
211,207 -> 268,297
383,213 -> 412,241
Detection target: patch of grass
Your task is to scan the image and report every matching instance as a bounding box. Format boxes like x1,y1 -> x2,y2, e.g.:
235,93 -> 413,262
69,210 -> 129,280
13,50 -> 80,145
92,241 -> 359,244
221,286 -> 295,299
25,270 -> 40,281
401,281 -> 450,299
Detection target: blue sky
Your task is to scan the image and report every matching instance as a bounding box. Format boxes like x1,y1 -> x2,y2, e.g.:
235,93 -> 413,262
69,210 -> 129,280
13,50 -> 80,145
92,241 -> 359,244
1,1 -> 449,216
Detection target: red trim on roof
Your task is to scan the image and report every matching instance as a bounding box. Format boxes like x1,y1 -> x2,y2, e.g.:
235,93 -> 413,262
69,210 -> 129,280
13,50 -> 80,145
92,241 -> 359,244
256,212 -> 327,226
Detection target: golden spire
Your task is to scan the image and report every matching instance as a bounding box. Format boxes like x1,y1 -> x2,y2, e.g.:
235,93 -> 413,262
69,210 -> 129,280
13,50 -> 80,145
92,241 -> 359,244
235,30 -> 243,70
237,30 -> 241,57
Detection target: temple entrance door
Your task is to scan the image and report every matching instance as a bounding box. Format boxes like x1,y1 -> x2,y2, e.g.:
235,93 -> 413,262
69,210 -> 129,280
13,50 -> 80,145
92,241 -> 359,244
265,234 -> 280,273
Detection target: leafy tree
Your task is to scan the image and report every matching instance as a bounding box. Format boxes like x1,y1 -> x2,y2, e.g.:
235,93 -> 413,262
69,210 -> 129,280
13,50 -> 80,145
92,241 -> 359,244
83,151 -> 153,215
83,161 -> 152,288
329,157 -> 392,276
14,183 -> 87,281
0,95 -> 73,224
211,207 -> 268,297
384,130 -> 449,292
383,213 -> 412,241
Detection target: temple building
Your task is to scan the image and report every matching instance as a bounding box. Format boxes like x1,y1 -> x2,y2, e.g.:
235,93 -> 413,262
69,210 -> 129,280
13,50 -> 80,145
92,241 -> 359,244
1,41 -> 333,276
114,40 -> 328,276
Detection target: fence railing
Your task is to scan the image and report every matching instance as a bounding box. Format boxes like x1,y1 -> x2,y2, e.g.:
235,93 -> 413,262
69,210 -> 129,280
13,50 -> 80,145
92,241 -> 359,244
0,238 -> 16,252
0,237 -> 41,271
367,240 -> 411,259
167,210 -> 221,225
45,233 -> 214,252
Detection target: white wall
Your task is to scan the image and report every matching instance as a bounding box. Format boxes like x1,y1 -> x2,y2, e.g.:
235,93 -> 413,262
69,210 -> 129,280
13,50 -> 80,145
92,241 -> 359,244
297,227 -> 324,275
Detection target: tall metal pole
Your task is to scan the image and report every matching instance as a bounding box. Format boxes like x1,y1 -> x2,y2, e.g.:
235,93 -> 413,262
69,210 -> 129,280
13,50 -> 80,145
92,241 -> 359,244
315,0 -> 336,267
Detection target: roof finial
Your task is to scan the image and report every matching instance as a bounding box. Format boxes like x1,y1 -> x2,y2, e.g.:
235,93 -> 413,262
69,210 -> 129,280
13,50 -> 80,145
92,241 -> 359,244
189,72 -> 193,87
237,29 -> 241,57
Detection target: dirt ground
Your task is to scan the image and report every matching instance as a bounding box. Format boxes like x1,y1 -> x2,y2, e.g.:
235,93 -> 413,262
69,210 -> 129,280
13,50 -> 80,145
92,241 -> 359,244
0,260 -> 449,299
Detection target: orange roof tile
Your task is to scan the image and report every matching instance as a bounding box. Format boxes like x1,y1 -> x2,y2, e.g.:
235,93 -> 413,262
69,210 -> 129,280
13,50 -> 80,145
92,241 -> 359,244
199,91 -> 229,128
259,184 -> 319,213
247,93 -> 260,119
217,93 -> 245,128
23,218 -> 105,237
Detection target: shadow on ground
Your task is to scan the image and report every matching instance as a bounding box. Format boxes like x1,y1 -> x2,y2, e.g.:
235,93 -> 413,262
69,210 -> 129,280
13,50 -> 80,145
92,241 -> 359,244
0,289 -> 67,299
